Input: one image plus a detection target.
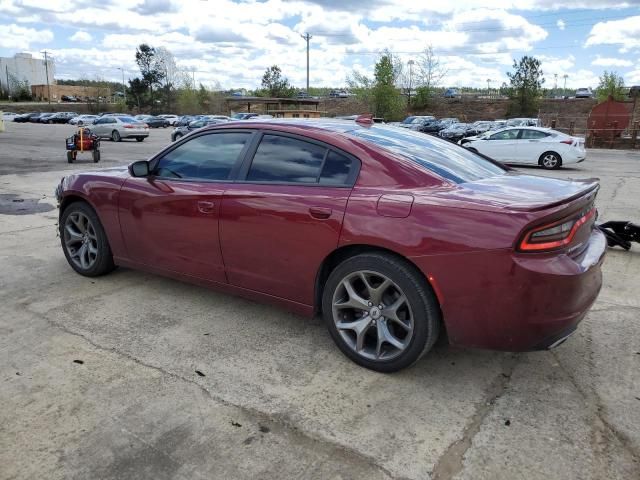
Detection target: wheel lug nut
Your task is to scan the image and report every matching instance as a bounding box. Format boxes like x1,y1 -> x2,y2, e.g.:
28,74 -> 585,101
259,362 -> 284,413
368,302 -> 373,307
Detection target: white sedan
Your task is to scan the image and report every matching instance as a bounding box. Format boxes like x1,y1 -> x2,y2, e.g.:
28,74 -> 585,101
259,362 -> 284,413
460,126 -> 586,169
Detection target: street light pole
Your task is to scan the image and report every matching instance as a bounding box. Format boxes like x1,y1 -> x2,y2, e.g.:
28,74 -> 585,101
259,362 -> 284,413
486,79 -> 491,98
563,74 -> 568,98
408,59 -> 414,106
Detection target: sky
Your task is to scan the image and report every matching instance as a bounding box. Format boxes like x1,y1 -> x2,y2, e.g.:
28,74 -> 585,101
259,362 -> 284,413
0,0 -> 639,91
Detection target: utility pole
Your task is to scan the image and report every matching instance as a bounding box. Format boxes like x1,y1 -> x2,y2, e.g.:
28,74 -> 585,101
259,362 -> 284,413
563,74 -> 568,98
554,73 -> 558,97
407,59 -> 414,106
5,65 -> 10,100
300,32 -> 312,93
486,79 -> 491,98
42,51 -> 51,104
117,67 -> 126,104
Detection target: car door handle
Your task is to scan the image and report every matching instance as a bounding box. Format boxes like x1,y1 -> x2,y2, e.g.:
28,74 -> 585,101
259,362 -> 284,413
309,207 -> 332,219
197,201 -> 215,214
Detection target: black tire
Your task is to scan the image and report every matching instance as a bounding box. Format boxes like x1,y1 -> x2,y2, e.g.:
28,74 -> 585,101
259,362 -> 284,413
539,151 -> 562,169
92,149 -> 100,163
59,201 -> 116,277
77,121 -> 83,126
321,252 -> 441,373
111,130 -> 121,142
136,137 -> 144,142
67,151 -> 74,164
173,133 -> 182,141
48,120 -> 53,124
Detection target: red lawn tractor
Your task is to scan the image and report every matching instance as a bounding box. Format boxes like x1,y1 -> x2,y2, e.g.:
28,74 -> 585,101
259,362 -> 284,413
65,127 -> 100,163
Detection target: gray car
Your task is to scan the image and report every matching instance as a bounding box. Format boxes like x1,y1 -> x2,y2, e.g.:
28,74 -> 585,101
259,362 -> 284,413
91,115 -> 149,142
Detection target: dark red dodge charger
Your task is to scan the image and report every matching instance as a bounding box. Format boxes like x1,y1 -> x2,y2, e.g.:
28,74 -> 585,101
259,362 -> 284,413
56,119 -> 606,372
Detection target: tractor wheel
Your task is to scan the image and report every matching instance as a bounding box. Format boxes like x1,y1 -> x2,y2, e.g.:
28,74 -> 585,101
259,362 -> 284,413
93,149 -> 101,163
67,151 -> 74,164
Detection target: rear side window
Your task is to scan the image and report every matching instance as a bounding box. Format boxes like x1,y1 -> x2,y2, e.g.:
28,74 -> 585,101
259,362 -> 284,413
520,129 -> 549,139
154,132 -> 250,181
350,126 -> 505,184
247,135 -> 326,183
320,151 -> 355,185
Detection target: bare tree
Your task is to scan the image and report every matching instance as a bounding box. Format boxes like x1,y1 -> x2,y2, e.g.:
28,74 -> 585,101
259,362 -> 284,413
413,46 -> 447,105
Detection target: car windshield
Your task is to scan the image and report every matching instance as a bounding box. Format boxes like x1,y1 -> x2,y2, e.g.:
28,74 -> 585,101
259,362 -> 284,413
350,126 -> 506,184
401,116 -> 416,124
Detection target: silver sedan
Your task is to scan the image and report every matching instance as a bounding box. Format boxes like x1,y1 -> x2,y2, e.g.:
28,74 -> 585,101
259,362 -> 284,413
90,115 -> 149,142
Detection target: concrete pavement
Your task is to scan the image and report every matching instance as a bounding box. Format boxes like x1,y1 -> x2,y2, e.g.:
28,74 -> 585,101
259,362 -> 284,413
0,122 -> 639,479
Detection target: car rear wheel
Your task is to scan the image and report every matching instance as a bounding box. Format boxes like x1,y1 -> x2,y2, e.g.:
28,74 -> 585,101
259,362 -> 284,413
136,137 -> 144,142
540,151 -> 562,169
322,253 -> 440,372
111,130 -> 121,142
60,202 -> 115,277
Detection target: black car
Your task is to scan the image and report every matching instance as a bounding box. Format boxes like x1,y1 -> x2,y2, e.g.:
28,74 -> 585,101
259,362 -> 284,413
61,95 -> 78,102
13,112 -> 38,123
29,113 -> 54,123
143,116 -> 170,128
171,119 -> 226,141
45,112 -> 78,124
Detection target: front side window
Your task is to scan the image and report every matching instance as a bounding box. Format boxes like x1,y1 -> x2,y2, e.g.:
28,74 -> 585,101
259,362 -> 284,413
247,135 -> 326,183
154,132 -> 250,181
490,129 -> 520,140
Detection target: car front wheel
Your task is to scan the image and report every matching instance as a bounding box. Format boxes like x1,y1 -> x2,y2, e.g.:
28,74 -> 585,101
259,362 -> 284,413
60,202 -> 115,277
322,253 -> 441,372
111,130 -> 121,142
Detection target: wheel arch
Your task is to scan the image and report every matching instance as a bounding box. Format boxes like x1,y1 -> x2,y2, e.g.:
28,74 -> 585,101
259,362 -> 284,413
314,244 -> 443,318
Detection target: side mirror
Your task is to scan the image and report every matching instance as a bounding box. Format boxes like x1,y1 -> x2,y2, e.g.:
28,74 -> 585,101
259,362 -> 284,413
129,160 -> 150,177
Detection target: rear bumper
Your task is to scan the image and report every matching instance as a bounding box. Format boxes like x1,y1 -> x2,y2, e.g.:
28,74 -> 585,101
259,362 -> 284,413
410,229 -> 606,351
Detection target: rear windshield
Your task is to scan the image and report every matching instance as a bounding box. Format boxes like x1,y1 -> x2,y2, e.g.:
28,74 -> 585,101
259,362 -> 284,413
350,126 -> 506,184
118,116 -> 138,123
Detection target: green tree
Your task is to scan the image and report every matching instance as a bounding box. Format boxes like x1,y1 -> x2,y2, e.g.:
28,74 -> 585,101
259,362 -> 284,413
596,71 -> 625,102
372,54 -> 404,121
260,65 -> 294,97
506,56 -> 544,116
135,44 -> 165,108
7,73 -> 32,101
126,77 -> 148,111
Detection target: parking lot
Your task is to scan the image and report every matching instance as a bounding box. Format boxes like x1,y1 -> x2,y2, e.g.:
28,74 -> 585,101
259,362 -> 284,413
1,121 -> 639,479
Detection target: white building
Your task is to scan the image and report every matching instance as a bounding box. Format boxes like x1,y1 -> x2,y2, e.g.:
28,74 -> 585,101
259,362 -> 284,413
0,53 -> 55,96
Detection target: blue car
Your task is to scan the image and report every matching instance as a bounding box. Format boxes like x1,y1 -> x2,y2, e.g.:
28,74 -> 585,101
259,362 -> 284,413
444,88 -> 459,98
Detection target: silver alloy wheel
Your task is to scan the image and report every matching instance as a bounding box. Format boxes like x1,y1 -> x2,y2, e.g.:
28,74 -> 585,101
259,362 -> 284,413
332,270 -> 414,361
64,211 -> 99,270
542,153 -> 559,168
112,130 -> 120,142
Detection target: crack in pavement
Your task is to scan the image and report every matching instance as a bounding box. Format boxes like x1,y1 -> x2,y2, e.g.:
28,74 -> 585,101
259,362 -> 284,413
430,354 -> 520,480
43,316 -> 399,480
550,346 -> 640,468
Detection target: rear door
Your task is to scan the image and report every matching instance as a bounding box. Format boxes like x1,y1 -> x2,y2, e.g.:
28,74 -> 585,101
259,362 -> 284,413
219,132 -> 359,305
118,130 -> 254,282
517,129 -> 551,164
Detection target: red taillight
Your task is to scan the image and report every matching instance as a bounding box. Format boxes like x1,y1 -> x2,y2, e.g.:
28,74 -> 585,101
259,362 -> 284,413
124,124 -> 134,129
560,139 -> 573,145
519,208 -> 596,251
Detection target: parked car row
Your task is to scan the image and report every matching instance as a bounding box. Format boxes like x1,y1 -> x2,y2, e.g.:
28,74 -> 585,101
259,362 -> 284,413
13,111 -> 79,124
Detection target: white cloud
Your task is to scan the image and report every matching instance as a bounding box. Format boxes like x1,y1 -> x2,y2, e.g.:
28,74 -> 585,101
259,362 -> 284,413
556,19 -> 565,30
69,31 -> 92,42
625,69 -> 640,85
592,57 -> 633,67
0,24 -> 53,50
586,15 -> 640,52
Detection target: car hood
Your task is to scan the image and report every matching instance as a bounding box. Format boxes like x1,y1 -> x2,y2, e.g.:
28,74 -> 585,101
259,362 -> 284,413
417,173 -> 599,212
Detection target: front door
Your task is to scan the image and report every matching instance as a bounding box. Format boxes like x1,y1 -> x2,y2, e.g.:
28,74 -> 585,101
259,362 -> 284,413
484,128 -> 521,163
219,133 -> 359,305
118,131 -> 254,282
